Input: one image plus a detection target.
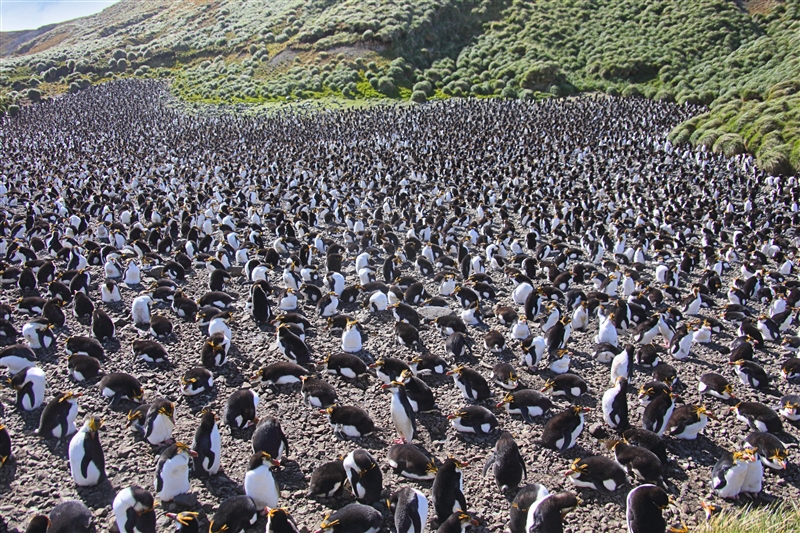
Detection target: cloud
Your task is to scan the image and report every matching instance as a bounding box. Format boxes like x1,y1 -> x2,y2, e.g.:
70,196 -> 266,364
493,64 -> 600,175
0,0 -> 120,32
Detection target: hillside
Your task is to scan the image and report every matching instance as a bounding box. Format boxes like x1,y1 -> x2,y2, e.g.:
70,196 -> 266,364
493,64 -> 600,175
0,0 -> 799,173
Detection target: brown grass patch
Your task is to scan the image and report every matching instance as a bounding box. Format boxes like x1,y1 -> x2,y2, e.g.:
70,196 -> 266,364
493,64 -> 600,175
744,0 -> 783,15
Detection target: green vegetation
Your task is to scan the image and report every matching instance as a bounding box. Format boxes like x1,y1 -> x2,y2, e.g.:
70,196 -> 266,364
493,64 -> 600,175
699,502 -> 800,533
1,0 -> 799,172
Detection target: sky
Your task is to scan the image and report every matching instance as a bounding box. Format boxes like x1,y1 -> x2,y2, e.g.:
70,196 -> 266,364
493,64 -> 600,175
0,0 -> 120,32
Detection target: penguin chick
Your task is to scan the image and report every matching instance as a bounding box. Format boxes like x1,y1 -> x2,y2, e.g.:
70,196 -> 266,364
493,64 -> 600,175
483,431 -> 527,493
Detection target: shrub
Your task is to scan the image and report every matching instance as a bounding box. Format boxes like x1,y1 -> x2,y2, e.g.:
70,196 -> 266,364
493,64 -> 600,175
116,59 -> 128,71
622,85 -> 641,98
713,133 -> 746,156
28,78 -> 40,88
363,29 -> 374,40
7,104 -> 19,116
112,49 -> 126,60
411,90 -> 427,103
377,76 -> 396,95
759,147 -> 792,175
654,89 -> 675,102
501,86 -> 518,99
27,88 -> 41,102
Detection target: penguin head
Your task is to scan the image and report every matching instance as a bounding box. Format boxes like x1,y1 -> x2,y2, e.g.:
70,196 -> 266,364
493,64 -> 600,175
445,366 -> 464,377
768,449 -> 788,470
570,406 -> 590,417
692,405 -> 717,420
541,379 -> 555,393
58,391 -> 82,403
86,416 -> 103,434
158,402 -> 176,422
564,457 -> 589,478
315,513 -> 340,532
166,511 -> 200,531
381,381 -> 405,393
250,451 -> 281,470
496,392 -> 515,409
174,441 -> 198,458
455,512 -> 479,528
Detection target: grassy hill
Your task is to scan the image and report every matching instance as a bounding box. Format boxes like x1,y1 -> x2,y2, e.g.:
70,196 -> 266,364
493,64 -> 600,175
1,0 -> 799,173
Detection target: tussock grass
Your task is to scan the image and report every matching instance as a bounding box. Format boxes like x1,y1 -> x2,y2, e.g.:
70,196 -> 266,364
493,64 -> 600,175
698,502 -> 800,533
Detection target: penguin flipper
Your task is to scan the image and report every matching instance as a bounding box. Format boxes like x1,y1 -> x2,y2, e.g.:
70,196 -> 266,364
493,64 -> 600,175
482,453 -> 496,477
560,427 -> 573,451
455,490 -> 467,512
518,450 -> 528,480
156,471 -> 164,493
80,445 -> 93,480
109,391 -> 123,407
124,508 -> 138,533
519,408 -> 533,424
463,380 -> 475,400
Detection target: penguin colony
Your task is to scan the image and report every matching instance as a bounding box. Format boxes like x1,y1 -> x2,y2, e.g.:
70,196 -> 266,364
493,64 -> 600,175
0,79 -> 799,533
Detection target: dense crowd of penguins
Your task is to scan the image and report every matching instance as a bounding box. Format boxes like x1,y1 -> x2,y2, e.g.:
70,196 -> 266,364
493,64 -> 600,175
0,79 -> 798,533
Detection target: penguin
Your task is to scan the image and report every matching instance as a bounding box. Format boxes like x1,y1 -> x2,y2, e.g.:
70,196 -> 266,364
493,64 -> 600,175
410,353 -> 449,376
321,404 -> 376,438
509,484 -> 550,533
165,511 -> 200,533
667,404 -> 716,439
698,373 -> 734,400
253,361 -> 307,387
371,356 -> 411,383
496,389 -> 553,423
432,457 -> 468,523
101,280 -> 122,303
626,484 -> 670,533
36,391 -> 81,438
180,366 -> 214,395
744,431 -> 788,470
609,440 -> 664,485
0,423 -> 11,467
564,456 -> 627,492
388,486 -> 429,533
491,362 -> 518,389
395,322 -> 422,350
72,291 -> 94,319
98,372 -> 143,406
251,284 -> 273,324
483,431 -> 526,492
252,416 -> 290,460
622,428 -> 669,466
142,398 -> 175,445
711,450 -> 752,499
123,259 -> 141,285
733,401 -> 783,434
276,324 -> 313,365
668,324 -> 694,360
541,373 -> 588,399
383,380 -> 416,443
602,376 -> 629,431
0,343 -> 36,374
192,410 -> 221,476
67,353 -> 102,382
113,485 -> 156,533
42,298 -> 66,327
730,360 -> 770,388
33,500 -> 93,533
131,294 -> 153,326
22,319 -> 55,350
387,443 -> 438,480
484,330 -> 506,353
68,416 -> 106,486
341,319 -> 363,353
447,366 -> 491,401
437,512 -> 479,533
525,492 -> 579,533
541,406 -> 588,451
91,308 -> 116,341
642,390 -> 676,436
446,331 -> 468,358
308,459 -> 347,497
154,442 -> 196,501
201,333 -> 229,367
343,448 -> 383,504
324,352 -> 369,379
65,335 -> 105,359
132,339 -> 169,364
209,495 -> 259,533
610,345 -> 634,383
740,447 -> 763,495
314,502 -> 383,533
225,388 -> 260,429
244,451 -> 281,508
265,508 -> 301,533
448,404 -> 498,434
9,365 -> 46,410
779,394 -> 800,421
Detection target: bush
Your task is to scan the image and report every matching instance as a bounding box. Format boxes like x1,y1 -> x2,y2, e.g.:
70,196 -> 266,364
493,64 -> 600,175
27,88 -> 41,102
501,86 -> 518,99
7,104 -> 19,116
363,29 -> 374,40
116,59 -> 128,71
377,76 -> 396,95
411,90 -> 427,103
412,80 -> 432,95
622,85 -> 641,98
713,133 -> 746,156
759,147 -> 792,175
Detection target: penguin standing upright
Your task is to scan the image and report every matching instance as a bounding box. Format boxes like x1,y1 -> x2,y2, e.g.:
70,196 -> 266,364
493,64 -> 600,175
525,491 -> 579,533
432,457 -> 468,523
482,431 -> 527,492
626,484 -> 670,533
36,391 -> 81,438
154,442 -> 197,501
389,487 -> 429,533
244,451 -> 281,508
112,486 -> 156,533
9,365 -> 46,410
383,380 -> 416,443
509,484 -> 550,533
343,448 -> 383,504
252,416 -> 290,461
711,450 -> 752,499
68,416 -> 106,486
642,390 -> 676,436
602,376 -> 629,431
192,410 -> 221,476
143,398 -> 175,445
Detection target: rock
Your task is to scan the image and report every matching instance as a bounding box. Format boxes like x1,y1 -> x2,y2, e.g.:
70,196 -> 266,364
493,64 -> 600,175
173,492 -> 198,508
418,306 -> 454,320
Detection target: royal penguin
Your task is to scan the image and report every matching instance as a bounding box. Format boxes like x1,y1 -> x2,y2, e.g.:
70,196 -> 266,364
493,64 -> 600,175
22,319 -> 55,350
483,431 -> 527,492
165,511 -> 200,533
667,404 -> 716,439
276,324 -> 312,365
541,406 -> 588,451
388,486 -> 429,533
622,428 -> 669,465
740,447 -> 763,494
341,319 -> 363,353
209,495 -> 259,533
225,388 -> 259,429
625,484 -> 671,533
730,360 -> 770,389
35,391 -> 81,438
0,423 -> 10,467
300,376 -> 338,408
395,322 -> 422,350
602,376 -> 629,431
496,389 -> 553,423
541,373 -> 588,399
265,508 -> 301,533
491,362 -> 519,389
192,410 -> 221,476
608,440 -> 664,485
68,416 -> 106,486
308,459 -> 347,497
324,352 -> 369,379
154,442 -> 196,501
244,451 -> 281,508
343,448 -> 383,504
321,405 -> 376,438
91,308 -> 116,341
446,331 -> 468,359
142,398 -> 175,445
525,491 -> 579,533
252,416 -> 290,460
387,443 -> 438,480
733,401 -> 783,434
9,365 -> 46,410
564,455 -> 627,492
180,366 -> 214,396
98,372 -> 142,406
72,291 -> 94,320
447,366 -> 491,401
744,431 -> 789,470
112,485 -> 156,533
101,280 -> 122,303
509,483 -> 550,533
698,373 -> 734,400
0,344 -> 36,374
313,502 -> 383,533
779,394 -> 800,421
29,500 -> 93,533
132,339 -> 169,364
383,380 -> 416,443
131,294 -> 153,326
711,450 -> 752,499
370,356 -> 411,384
65,335 -> 105,360
437,511 -> 479,533
432,457 -> 468,523
642,390 -> 676,436
448,405 -> 498,434
610,345 -> 634,383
